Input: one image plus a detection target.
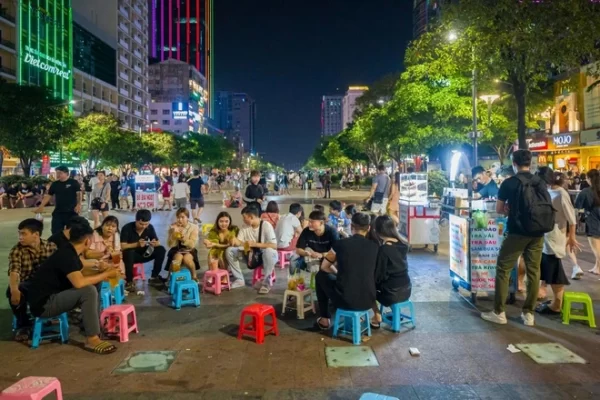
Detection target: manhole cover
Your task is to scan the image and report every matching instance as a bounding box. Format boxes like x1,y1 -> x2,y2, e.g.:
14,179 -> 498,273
516,343 -> 586,364
325,346 -> 379,368
112,351 -> 179,374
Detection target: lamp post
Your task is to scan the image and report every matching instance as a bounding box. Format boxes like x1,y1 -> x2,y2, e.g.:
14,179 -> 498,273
479,95 -> 500,125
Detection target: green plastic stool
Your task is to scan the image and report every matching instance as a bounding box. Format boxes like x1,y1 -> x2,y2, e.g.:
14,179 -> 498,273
562,292 -> 596,328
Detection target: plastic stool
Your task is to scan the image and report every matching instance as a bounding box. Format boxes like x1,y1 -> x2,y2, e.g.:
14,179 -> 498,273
202,269 -> 231,295
281,289 -> 315,319
31,314 -> 69,349
360,393 -> 399,400
380,300 -> 416,332
251,266 -> 276,286
168,269 -> 193,294
0,376 -> 63,400
112,279 -> 126,305
332,309 -> 371,345
100,304 -> 139,343
172,281 -> 201,310
562,292 -> 596,328
133,263 -> 146,282
277,250 -> 294,269
238,304 -> 279,344
100,288 -> 112,311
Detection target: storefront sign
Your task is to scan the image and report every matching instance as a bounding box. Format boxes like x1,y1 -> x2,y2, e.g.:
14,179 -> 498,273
135,175 -> 156,184
172,102 -> 189,120
399,204 -> 409,239
135,192 -> 157,210
548,133 -> 580,150
449,215 -> 469,282
41,155 -> 50,175
581,128 -> 600,145
470,217 -> 507,291
23,46 -> 71,80
528,138 -> 548,151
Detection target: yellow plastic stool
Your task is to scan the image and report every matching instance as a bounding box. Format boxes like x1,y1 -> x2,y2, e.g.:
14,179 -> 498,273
562,292 -> 596,328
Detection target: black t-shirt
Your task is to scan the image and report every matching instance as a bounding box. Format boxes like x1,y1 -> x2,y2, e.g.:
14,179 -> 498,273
296,225 -> 340,253
48,231 -> 70,248
375,241 -> 411,305
187,177 -> 205,198
332,234 -> 379,310
498,172 -> 536,237
27,243 -> 83,316
7,187 -> 18,196
110,180 -> 121,195
19,187 -> 31,195
48,179 -> 81,214
121,222 -> 159,245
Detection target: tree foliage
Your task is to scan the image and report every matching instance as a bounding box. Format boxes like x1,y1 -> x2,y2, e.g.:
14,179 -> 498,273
67,112 -> 122,170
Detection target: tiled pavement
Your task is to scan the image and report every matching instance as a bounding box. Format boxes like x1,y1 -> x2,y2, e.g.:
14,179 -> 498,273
0,191 -> 599,399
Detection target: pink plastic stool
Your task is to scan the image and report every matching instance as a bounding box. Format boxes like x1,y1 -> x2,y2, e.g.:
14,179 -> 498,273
202,269 -> 231,295
252,266 -> 276,286
133,263 -> 146,281
277,250 -> 294,269
100,304 -> 139,343
0,376 -> 62,400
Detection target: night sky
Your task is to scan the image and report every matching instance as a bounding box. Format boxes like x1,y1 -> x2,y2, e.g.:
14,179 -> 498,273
215,0 -> 413,168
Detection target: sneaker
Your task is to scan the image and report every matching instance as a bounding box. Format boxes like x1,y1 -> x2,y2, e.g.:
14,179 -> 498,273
231,280 -> 245,289
571,265 -> 584,280
521,312 -> 535,326
148,277 -> 162,285
125,282 -> 136,293
481,311 -> 508,325
258,285 -> 270,294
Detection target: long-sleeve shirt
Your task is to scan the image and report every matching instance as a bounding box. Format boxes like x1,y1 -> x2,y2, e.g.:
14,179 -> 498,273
167,222 -> 199,250
243,183 -> 264,203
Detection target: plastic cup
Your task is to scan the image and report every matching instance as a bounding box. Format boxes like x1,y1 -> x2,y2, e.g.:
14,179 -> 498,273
108,274 -> 120,289
171,259 -> 182,272
243,241 -> 250,254
111,252 -> 121,265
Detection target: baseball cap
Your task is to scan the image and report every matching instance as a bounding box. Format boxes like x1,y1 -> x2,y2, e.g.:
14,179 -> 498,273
55,165 -> 69,173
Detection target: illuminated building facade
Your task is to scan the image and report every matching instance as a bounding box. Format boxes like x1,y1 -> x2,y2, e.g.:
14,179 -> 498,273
148,0 -> 214,118
321,95 -> 343,136
215,91 -> 256,153
342,86 -> 368,129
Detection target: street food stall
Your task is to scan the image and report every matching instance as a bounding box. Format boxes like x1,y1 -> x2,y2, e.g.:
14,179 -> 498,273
397,173 -> 441,252
135,171 -> 159,211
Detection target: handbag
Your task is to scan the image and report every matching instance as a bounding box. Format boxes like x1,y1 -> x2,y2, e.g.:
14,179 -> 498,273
91,183 -> 108,208
372,175 -> 391,204
247,221 -> 264,270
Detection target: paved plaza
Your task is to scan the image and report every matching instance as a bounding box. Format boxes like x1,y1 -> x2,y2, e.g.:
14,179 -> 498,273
0,189 -> 599,399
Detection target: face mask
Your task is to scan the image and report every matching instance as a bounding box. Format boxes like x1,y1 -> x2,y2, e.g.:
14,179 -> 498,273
513,164 -> 518,174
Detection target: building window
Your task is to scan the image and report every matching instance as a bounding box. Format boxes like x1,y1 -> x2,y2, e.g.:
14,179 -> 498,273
162,120 -> 170,125
174,120 -> 182,125
150,109 -> 157,115
162,109 -> 170,115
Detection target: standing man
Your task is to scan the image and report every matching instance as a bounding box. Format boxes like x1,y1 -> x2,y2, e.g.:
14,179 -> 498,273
187,169 -> 205,224
127,172 -> 137,211
243,170 -> 265,211
367,165 -> 391,215
323,171 -> 332,199
34,165 -> 82,235
109,174 -> 121,210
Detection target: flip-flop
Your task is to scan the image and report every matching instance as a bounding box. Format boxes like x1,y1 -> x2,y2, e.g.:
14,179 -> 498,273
535,303 -> 560,315
84,341 -> 117,355
370,320 -> 381,330
314,318 -> 330,331
14,328 -> 30,342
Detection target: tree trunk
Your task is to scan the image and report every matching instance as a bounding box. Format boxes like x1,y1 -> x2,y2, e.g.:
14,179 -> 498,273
492,145 -> 511,165
0,150 -> 3,177
513,79 -> 528,149
20,157 -> 32,177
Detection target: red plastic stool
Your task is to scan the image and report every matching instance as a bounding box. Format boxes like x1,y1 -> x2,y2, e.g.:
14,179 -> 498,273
251,266 -> 276,286
237,304 -> 279,344
202,269 -> 231,295
277,250 -> 294,269
0,376 -> 63,400
100,304 -> 139,343
133,263 -> 146,281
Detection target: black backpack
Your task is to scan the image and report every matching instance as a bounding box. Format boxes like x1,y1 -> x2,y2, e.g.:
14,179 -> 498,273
513,174 -> 555,235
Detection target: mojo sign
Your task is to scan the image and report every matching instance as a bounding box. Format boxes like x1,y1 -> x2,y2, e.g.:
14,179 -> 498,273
549,133 -> 579,150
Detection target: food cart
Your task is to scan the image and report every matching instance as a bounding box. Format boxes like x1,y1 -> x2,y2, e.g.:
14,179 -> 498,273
397,173 -> 441,252
135,173 -> 159,211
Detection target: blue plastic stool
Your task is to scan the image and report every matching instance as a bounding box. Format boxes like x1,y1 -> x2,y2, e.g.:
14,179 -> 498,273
31,313 -> 69,349
169,269 -> 193,294
113,279 -> 126,305
172,281 -> 201,310
12,315 -> 17,331
100,288 -> 113,311
360,393 -> 399,400
379,300 -> 416,332
332,309 -> 371,345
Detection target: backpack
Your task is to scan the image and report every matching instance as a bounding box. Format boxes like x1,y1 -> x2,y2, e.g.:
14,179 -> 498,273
513,174 -> 555,235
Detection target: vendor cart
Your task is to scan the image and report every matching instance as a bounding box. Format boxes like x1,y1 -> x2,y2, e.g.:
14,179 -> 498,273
135,173 -> 159,211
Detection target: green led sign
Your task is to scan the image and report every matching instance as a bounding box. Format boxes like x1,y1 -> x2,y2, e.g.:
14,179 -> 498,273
18,0 -> 73,101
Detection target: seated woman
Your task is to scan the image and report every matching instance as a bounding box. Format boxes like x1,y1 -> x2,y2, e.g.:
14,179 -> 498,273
370,215 -> 412,328
84,216 -> 125,275
225,187 -> 242,208
166,208 -> 200,281
203,211 -> 239,271
261,201 -> 280,228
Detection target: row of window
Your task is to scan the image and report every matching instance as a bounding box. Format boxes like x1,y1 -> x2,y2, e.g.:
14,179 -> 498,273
150,119 -> 184,126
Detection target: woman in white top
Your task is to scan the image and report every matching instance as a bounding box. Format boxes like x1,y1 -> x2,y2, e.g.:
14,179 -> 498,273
173,175 -> 189,209
535,168 -> 581,315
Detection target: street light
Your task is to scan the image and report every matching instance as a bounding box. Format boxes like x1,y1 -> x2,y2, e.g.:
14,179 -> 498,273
479,94 -> 500,125
139,121 -> 158,137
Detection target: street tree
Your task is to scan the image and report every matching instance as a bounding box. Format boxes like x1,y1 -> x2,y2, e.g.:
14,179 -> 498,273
68,112 -> 123,170
0,83 -> 75,176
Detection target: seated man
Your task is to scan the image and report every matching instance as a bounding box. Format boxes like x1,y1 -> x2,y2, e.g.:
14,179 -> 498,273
15,182 -> 35,208
293,210 -> 340,274
7,219 -> 58,341
7,183 -> 18,209
314,213 -> 380,330
275,203 -> 304,250
226,206 -> 278,294
327,200 -> 351,238
26,221 -> 120,354
120,209 -> 166,291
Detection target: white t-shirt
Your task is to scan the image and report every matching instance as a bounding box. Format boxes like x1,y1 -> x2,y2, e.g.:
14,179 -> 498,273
275,213 -> 301,248
173,182 -> 189,199
238,221 -> 277,245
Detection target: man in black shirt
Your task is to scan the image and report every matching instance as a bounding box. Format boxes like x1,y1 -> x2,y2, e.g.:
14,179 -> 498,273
314,213 -> 379,330
120,209 -> 166,290
293,210 -> 340,274
243,170 -> 265,212
48,216 -> 92,249
26,221 -> 120,354
187,169 -> 205,223
109,174 -> 121,210
35,165 -> 82,234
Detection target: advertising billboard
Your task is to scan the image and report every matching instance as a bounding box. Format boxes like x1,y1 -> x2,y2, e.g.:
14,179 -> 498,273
172,101 -> 189,120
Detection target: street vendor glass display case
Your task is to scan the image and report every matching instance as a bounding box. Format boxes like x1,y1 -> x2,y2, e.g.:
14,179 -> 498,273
399,173 -> 428,204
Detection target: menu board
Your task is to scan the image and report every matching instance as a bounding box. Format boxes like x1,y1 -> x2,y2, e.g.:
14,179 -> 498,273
399,203 -> 409,239
470,217 -> 507,291
449,215 -> 469,281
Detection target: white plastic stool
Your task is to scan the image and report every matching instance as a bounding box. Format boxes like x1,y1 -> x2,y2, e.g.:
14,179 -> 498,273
281,289 -> 315,319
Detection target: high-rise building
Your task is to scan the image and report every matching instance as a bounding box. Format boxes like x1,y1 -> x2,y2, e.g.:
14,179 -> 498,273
72,0 -> 150,132
342,86 -> 368,129
215,91 -> 256,153
413,0 -> 454,39
148,0 -> 214,118
148,58 -> 207,135
321,95 -> 343,136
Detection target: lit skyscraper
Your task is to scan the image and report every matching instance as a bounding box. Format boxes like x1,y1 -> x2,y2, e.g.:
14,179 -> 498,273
321,95 -> 343,136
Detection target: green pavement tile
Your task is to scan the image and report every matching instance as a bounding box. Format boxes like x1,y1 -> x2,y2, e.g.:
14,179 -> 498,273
325,346 -> 379,368
113,351 -> 179,374
516,343 -> 586,365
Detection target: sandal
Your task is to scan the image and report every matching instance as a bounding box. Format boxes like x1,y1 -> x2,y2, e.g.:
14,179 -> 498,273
84,341 -> 117,355
535,303 -> 560,315
370,318 -> 381,330
314,317 -> 330,331
14,328 -> 30,342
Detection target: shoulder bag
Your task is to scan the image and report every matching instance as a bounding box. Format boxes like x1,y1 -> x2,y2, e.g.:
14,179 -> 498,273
247,221 -> 264,270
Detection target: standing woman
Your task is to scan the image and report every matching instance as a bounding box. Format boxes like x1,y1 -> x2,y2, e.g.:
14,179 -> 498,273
173,175 -> 189,209
536,168 -> 580,314
576,169 -> 600,275
90,171 -> 111,228
167,208 -> 200,281
160,176 -> 173,211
